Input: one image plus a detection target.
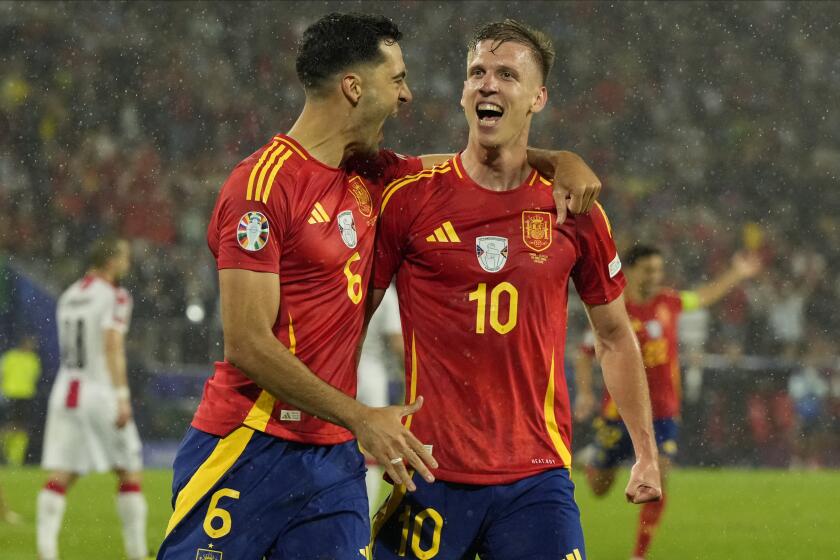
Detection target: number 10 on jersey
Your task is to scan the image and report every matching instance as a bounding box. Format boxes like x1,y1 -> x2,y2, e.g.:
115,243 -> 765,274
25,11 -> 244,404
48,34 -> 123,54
468,282 -> 518,334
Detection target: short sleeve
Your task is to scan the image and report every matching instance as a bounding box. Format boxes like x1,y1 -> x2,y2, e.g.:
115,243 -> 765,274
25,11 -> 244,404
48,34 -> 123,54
678,290 -> 697,312
571,203 -> 626,305
102,288 -> 133,334
208,163 -> 288,274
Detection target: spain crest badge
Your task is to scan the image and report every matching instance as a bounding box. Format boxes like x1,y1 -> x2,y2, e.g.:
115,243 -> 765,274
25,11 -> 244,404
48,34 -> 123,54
348,176 -> 373,218
521,211 -> 552,252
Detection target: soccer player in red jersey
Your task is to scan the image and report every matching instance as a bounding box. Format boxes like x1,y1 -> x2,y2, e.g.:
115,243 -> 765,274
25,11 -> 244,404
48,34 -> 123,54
369,20 -> 660,559
574,244 -> 761,559
159,13 -> 605,560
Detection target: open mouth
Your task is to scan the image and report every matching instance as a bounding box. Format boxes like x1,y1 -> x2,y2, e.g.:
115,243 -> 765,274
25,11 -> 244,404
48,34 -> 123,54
476,102 -> 504,126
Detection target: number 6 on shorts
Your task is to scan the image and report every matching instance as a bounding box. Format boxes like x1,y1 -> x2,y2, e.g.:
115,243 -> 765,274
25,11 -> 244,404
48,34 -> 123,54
203,488 -> 240,538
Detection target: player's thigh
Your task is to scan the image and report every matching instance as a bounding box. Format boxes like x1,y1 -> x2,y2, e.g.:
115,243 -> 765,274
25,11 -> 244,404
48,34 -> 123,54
266,470 -> 369,560
372,478 -> 484,560
158,427 -> 282,559
109,420 -> 143,472
357,364 -> 390,408
653,418 -> 679,464
41,404 -> 89,472
590,417 -> 633,470
479,470 -> 585,560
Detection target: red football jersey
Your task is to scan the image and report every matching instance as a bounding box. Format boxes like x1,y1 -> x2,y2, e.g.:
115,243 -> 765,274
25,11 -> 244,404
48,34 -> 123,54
586,289 -> 683,420
193,134 -> 421,444
373,155 -> 626,484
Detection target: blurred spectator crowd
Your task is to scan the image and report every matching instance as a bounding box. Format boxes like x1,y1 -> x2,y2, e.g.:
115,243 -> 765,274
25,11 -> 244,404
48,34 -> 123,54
1,2 -> 838,463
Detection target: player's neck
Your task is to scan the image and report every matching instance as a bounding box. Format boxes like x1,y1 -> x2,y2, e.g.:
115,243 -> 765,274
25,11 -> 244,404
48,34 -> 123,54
286,100 -> 357,169
460,136 -> 531,191
87,268 -> 115,285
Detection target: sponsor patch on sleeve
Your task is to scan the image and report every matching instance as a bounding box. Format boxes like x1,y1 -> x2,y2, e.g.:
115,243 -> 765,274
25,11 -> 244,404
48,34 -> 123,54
608,254 -> 622,278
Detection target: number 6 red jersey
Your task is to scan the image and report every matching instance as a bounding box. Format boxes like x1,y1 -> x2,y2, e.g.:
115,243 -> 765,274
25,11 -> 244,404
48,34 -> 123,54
373,155 -> 625,484
194,134 -> 421,444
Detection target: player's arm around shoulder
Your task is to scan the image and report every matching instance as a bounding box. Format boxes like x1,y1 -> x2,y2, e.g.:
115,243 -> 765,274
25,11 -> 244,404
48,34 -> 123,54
585,297 -> 662,504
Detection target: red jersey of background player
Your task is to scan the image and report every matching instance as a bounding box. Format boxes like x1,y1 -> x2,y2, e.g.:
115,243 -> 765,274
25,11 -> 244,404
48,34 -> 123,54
373,155 -> 625,485
193,134 -> 421,444
582,289 -> 683,420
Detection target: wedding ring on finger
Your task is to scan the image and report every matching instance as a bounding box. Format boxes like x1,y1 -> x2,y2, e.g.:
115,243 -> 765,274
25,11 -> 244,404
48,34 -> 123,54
390,457 -> 404,464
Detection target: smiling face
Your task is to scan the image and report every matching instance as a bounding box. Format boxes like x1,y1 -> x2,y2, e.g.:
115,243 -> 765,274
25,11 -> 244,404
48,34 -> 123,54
461,39 -> 547,149
354,40 -> 413,154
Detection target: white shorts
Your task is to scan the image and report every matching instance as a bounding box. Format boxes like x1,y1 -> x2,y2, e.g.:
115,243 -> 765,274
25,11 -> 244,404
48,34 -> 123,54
357,360 -> 390,409
41,375 -> 143,474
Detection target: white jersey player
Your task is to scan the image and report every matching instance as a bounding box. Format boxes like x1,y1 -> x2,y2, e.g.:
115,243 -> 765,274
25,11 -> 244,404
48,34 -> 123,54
37,238 -> 148,560
358,285 -> 403,511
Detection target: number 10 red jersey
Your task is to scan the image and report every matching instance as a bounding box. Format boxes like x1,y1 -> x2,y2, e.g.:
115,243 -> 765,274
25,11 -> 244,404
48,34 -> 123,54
373,155 -> 625,484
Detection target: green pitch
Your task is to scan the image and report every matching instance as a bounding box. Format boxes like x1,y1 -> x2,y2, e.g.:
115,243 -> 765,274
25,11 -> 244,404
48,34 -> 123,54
1,467 -> 838,559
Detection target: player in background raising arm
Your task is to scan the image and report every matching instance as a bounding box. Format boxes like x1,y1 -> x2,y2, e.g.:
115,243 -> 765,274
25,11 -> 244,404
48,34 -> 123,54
574,244 -> 761,560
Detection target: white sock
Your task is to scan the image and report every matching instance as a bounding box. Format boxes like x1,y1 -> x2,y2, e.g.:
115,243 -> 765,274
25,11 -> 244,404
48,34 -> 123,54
37,487 -> 66,560
365,465 -> 384,515
117,490 -> 148,560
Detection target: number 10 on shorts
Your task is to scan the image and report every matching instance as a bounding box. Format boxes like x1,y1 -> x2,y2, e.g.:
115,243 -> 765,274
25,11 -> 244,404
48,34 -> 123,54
397,506 -> 443,559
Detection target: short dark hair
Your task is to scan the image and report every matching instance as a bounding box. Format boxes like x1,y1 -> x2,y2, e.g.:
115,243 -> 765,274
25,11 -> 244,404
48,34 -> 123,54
296,13 -> 403,94
624,244 -> 662,267
467,19 -> 555,83
88,237 -> 126,269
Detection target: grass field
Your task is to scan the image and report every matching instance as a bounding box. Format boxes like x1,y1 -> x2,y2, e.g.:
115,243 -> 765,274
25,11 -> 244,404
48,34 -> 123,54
1,467 -> 838,559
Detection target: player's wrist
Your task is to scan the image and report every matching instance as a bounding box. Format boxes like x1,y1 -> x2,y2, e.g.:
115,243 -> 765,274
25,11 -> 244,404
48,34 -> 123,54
114,386 -> 130,401
338,400 -> 369,433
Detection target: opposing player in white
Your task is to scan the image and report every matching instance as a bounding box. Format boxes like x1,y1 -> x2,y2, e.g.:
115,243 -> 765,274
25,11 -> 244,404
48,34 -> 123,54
358,285 -> 403,511
37,238 -> 147,560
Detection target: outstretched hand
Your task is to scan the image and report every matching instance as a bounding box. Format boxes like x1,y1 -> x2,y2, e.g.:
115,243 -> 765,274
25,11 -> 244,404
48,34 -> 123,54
731,252 -> 763,281
350,396 -> 437,492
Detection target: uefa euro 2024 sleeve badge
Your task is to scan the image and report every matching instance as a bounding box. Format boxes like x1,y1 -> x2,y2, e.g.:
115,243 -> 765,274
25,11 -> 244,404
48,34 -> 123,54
337,210 -> 358,248
237,211 -> 270,252
476,236 -> 508,272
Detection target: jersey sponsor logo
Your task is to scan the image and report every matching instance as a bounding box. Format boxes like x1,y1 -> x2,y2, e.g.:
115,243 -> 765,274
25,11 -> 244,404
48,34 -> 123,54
307,202 -> 331,224
608,253 -> 622,278
348,176 -> 373,217
279,410 -> 301,421
195,548 -> 223,560
425,221 -> 460,243
236,212 -> 269,252
522,211 -> 552,252
337,210 -> 358,248
475,236 -> 509,272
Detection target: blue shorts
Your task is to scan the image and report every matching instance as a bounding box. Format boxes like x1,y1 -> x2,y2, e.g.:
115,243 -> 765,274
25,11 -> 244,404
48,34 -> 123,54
371,468 -> 585,560
590,417 -> 679,470
158,426 -> 369,560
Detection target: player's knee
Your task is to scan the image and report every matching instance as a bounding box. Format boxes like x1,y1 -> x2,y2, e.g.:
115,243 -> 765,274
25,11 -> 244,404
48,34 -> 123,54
48,471 -> 78,489
116,469 -> 143,486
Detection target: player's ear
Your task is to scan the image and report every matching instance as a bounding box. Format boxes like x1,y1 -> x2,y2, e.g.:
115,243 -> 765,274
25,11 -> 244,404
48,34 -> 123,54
530,85 -> 548,114
341,73 -> 363,106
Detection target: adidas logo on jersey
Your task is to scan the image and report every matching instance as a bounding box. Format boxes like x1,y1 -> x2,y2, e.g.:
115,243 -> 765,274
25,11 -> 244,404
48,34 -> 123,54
425,221 -> 460,243
307,202 -> 330,224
